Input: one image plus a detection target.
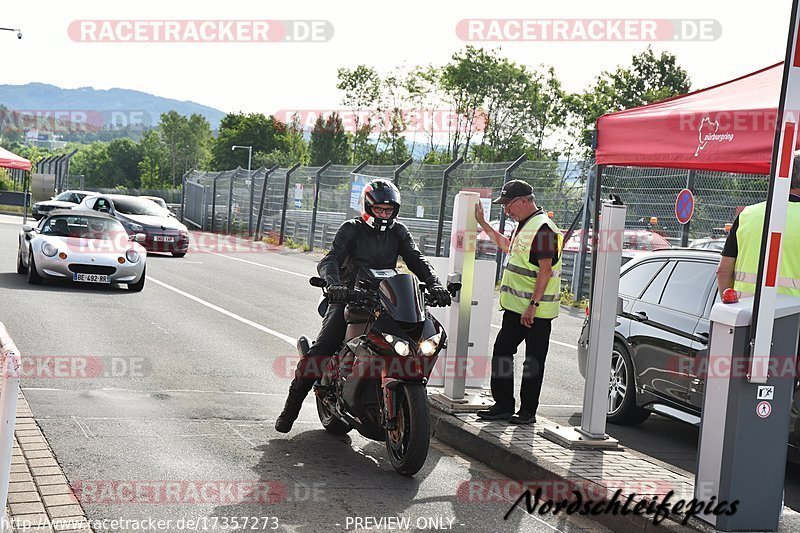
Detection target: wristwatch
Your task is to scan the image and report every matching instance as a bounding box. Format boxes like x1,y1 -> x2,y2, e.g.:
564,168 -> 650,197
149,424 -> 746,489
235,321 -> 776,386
530,300 -> 540,307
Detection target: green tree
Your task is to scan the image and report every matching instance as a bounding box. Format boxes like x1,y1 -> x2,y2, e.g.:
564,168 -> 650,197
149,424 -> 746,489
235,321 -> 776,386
159,111 -> 212,186
138,130 -> 170,188
337,65 -> 381,164
439,46 -> 496,161
70,139 -> 141,188
567,46 -> 691,157
70,142 -> 110,188
309,113 -> 349,166
211,113 -> 288,170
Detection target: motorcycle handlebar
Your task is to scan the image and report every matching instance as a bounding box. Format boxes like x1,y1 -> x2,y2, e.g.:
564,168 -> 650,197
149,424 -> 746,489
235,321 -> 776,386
324,286 -> 451,308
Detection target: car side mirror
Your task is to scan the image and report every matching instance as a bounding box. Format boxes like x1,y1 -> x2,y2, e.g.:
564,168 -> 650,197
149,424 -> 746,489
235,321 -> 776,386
618,296 -> 624,315
22,225 -> 33,232
131,233 -> 146,243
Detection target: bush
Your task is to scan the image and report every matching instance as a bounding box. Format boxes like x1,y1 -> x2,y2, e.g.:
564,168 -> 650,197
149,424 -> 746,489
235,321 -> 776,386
0,169 -> 17,191
560,287 -> 588,309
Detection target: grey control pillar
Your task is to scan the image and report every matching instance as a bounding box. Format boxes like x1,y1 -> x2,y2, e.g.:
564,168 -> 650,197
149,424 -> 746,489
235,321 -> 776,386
695,294 -> 800,531
542,198 -> 625,449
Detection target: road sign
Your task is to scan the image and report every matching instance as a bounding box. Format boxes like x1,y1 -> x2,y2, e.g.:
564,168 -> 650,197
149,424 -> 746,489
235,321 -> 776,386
675,188 -> 695,225
756,401 -> 772,418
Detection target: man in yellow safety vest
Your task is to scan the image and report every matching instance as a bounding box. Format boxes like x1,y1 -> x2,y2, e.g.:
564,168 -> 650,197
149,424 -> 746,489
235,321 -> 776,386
717,153 -> 800,299
475,180 -> 563,424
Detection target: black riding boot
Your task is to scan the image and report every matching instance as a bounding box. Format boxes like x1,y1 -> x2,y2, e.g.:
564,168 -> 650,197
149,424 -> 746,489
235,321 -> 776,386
275,378 -> 315,433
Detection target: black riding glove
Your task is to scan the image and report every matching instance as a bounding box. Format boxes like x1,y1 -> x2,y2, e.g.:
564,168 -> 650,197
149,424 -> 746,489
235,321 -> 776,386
428,284 -> 452,307
327,284 -> 349,303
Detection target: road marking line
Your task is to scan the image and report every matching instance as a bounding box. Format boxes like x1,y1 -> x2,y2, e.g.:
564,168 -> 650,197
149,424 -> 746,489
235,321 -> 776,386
207,251 -> 309,278
147,276 -> 296,346
489,323 -> 578,350
226,421 -> 256,447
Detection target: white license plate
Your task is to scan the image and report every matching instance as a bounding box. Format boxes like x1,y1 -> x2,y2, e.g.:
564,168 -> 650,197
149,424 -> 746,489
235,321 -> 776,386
73,273 -> 110,283
153,235 -> 174,242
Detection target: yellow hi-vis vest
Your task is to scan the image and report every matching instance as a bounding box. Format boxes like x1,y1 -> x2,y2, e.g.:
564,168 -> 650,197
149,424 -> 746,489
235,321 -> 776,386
499,212 -> 563,318
733,201 -> 800,298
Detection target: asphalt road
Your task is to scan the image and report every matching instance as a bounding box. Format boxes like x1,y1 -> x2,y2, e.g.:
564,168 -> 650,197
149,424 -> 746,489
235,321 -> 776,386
0,215 -> 607,533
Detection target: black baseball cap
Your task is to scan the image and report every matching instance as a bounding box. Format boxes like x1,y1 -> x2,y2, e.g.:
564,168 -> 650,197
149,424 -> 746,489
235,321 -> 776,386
492,180 -> 533,204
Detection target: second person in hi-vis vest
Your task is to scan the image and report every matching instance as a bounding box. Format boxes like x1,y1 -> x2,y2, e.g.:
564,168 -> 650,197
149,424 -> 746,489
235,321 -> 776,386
475,180 -> 563,424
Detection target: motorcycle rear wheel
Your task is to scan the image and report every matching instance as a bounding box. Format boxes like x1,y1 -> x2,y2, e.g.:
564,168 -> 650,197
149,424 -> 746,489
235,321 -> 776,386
316,396 -> 352,435
385,384 -> 430,476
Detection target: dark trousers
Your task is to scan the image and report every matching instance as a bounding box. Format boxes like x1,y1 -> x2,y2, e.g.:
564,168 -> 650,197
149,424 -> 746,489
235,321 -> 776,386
294,302 -> 346,381
490,310 -> 552,414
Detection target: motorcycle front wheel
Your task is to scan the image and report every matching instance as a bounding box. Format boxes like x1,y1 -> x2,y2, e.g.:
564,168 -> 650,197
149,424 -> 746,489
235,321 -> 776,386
385,383 -> 430,476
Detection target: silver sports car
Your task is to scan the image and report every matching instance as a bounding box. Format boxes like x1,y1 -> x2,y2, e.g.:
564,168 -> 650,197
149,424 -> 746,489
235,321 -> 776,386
16,210 -> 148,291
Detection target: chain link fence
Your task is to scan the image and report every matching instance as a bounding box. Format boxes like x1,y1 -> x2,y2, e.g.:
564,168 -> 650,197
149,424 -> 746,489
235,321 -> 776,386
181,159 -> 769,299
601,166 -> 768,243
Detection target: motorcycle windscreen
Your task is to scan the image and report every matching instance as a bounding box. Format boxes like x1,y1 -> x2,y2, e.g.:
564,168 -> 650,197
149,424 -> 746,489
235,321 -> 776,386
378,274 -> 425,323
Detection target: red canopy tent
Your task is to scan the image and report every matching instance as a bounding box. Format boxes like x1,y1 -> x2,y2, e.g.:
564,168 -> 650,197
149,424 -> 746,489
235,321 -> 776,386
595,62 -> 799,175
0,146 -> 31,171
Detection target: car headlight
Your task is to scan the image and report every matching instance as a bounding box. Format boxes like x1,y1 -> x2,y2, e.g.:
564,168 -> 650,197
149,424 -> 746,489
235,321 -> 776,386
419,332 -> 442,356
42,242 -> 57,257
125,249 -> 140,263
125,222 -> 144,232
383,334 -> 411,356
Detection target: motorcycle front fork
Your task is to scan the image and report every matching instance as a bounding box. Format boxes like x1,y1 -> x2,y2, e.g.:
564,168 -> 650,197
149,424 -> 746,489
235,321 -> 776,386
382,379 -> 399,430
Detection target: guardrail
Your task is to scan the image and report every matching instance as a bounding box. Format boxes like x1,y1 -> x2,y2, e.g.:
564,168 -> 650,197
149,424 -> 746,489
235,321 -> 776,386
0,324 -> 21,526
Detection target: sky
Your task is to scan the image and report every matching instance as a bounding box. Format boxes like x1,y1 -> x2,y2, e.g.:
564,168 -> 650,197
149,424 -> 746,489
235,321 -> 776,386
1,1 -> 796,116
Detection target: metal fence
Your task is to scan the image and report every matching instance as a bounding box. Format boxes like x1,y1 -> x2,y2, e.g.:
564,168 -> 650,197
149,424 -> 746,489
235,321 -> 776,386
182,159 -> 771,301
601,166 -> 769,243
182,158 -> 588,251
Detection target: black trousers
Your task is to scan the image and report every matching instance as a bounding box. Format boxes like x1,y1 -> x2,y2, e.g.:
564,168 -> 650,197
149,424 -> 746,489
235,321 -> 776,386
490,310 -> 552,414
294,302 -> 346,381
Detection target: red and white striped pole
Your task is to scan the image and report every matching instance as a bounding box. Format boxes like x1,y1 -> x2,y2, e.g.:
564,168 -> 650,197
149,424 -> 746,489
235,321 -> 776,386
749,0 -> 800,383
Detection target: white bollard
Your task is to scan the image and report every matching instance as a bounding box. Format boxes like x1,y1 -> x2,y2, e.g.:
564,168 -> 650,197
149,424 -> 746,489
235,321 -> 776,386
0,324 -> 21,528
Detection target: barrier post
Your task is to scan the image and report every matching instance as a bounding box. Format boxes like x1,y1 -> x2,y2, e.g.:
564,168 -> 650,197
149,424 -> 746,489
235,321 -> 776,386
0,324 -> 21,523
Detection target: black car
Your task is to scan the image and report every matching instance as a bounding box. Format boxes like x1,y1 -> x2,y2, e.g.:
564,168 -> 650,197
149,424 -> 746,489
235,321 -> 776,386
74,194 -> 190,257
576,248 -> 800,454
31,190 -> 95,220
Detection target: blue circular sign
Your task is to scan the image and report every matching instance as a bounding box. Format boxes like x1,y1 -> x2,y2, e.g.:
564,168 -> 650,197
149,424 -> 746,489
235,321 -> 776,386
675,189 -> 695,225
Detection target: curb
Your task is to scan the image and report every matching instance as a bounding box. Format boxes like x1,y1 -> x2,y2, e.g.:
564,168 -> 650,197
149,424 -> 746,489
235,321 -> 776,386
7,391 -> 93,533
429,408 -> 800,533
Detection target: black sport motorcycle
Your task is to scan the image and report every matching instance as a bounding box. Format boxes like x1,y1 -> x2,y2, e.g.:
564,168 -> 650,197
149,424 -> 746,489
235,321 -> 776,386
299,268 -> 459,476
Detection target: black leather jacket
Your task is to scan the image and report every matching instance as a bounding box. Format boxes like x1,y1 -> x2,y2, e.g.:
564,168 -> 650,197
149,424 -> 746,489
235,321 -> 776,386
318,218 -> 439,288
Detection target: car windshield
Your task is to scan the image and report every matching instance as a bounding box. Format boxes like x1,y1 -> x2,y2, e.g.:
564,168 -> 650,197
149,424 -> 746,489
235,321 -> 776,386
112,197 -> 165,216
145,197 -> 167,208
41,215 -> 126,239
53,191 -> 86,203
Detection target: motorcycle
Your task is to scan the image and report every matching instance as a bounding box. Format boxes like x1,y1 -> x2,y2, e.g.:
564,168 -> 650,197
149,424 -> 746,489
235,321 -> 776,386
299,268 -> 459,476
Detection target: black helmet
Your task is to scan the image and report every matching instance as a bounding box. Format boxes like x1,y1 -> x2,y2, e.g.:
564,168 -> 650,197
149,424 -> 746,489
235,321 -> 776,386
360,179 -> 400,231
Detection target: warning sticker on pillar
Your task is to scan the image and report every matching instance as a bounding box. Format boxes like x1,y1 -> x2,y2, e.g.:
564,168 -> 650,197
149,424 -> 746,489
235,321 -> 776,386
756,401 -> 772,418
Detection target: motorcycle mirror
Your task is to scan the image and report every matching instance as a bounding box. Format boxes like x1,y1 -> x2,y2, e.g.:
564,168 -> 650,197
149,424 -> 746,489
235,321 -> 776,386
309,277 -> 327,288
447,282 -> 462,297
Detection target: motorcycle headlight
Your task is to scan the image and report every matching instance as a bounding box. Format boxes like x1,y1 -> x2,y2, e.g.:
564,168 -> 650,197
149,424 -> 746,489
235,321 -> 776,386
394,340 -> 410,357
125,249 -> 140,263
382,334 -> 410,356
419,332 -> 442,356
42,242 -> 57,257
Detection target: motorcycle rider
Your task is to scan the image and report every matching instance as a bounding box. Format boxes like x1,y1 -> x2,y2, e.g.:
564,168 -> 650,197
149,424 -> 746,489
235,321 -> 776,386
275,179 -> 452,433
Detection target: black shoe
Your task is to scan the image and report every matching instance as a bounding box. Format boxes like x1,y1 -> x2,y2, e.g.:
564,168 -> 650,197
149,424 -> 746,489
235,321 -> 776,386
275,380 -> 314,433
477,405 -> 514,421
509,409 -> 536,425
